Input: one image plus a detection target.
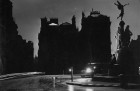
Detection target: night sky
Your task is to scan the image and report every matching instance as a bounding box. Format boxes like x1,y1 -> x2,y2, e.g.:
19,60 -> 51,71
11,0 -> 140,56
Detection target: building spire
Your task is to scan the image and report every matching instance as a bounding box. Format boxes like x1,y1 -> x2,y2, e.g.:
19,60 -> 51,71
72,15 -> 76,28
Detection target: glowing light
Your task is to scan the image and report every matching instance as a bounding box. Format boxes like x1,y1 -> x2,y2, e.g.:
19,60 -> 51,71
49,23 -> 58,26
86,68 -> 92,73
69,68 -> 72,72
93,66 -> 96,69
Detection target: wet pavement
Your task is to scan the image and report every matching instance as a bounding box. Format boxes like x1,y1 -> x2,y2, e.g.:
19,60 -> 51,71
0,74 -> 140,91
66,85 -> 140,91
66,78 -> 140,91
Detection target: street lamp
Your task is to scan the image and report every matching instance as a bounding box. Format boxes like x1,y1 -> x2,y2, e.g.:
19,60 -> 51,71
69,68 -> 72,72
69,67 -> 73,82
139,66 -> 140,75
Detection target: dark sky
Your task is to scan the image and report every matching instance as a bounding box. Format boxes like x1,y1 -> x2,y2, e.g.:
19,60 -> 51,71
11,0 -> 140,56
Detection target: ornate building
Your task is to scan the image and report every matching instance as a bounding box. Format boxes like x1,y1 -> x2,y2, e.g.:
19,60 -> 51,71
38,16 -> 78,74
80,10 -> 111,64
38,10 -> 111,74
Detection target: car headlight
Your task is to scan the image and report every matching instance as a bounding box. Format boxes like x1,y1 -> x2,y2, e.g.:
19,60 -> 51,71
93,66 -> 96,69
86,68 -> 92,73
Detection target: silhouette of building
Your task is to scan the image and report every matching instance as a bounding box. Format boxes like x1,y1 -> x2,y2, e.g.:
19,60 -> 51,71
0,0 -> 34,74
0,0 -> 18,74
38,16 -> 79,74
0,25 -> 4,74
0,0 -> 4,74
129,35 -> 140,75
38,10 -> 111,74
80,10 -> 111,64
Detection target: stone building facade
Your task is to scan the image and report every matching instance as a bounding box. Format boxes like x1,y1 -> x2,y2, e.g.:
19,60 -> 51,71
38,10 -> 111,74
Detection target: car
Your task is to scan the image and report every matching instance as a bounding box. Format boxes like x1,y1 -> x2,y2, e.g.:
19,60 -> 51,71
81,62 -> 109,78
81,67 -> 94,78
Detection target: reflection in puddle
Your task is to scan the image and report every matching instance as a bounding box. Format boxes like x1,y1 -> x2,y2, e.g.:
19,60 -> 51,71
68,85 -> 74,91
68,85 -> 94,91
86,88 -> 93,91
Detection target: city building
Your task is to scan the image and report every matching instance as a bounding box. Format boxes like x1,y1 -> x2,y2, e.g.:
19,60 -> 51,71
38,10 -> 111,74
129,35 -> 140,75
38,16 -> 78,74
0,0 -> 34,74
80,9 -> 111,64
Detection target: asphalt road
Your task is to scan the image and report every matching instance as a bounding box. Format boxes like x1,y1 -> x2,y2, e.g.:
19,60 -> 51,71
0,73 -> 140,91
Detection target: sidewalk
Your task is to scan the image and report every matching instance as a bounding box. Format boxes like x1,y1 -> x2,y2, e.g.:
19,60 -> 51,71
66,78 -> 120,87
93,75 -> 119,83
66,77 -> 140,88
0,72 -> 45,80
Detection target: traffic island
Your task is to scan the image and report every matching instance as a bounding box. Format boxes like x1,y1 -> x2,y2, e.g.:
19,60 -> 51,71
66,81 -> 120,87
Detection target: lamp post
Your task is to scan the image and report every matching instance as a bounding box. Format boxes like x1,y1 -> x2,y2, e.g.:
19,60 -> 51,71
69,67 -> 73,82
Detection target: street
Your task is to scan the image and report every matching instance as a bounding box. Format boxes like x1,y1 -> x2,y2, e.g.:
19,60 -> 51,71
66,78 -> 140,91
0,73 -> 140,91
67,85 -> 134,91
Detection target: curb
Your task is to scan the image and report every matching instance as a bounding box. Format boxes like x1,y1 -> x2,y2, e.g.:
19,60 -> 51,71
0,72 -> 45,81
66,82 -> 120,87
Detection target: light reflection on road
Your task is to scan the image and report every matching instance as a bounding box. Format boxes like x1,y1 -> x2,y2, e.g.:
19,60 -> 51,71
68,85 -> 94,91
68,85 -> 74,91
86,88 -> 94,91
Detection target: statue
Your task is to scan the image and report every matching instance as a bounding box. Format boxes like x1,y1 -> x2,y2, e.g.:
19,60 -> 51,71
111,54 -> 117,65
116,21 -> 125,49
116,21 -> 132,49
114,1 -> 129,20
115,22 -> 133,88
124,25 -> 132,47
114,2 -> 137,88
